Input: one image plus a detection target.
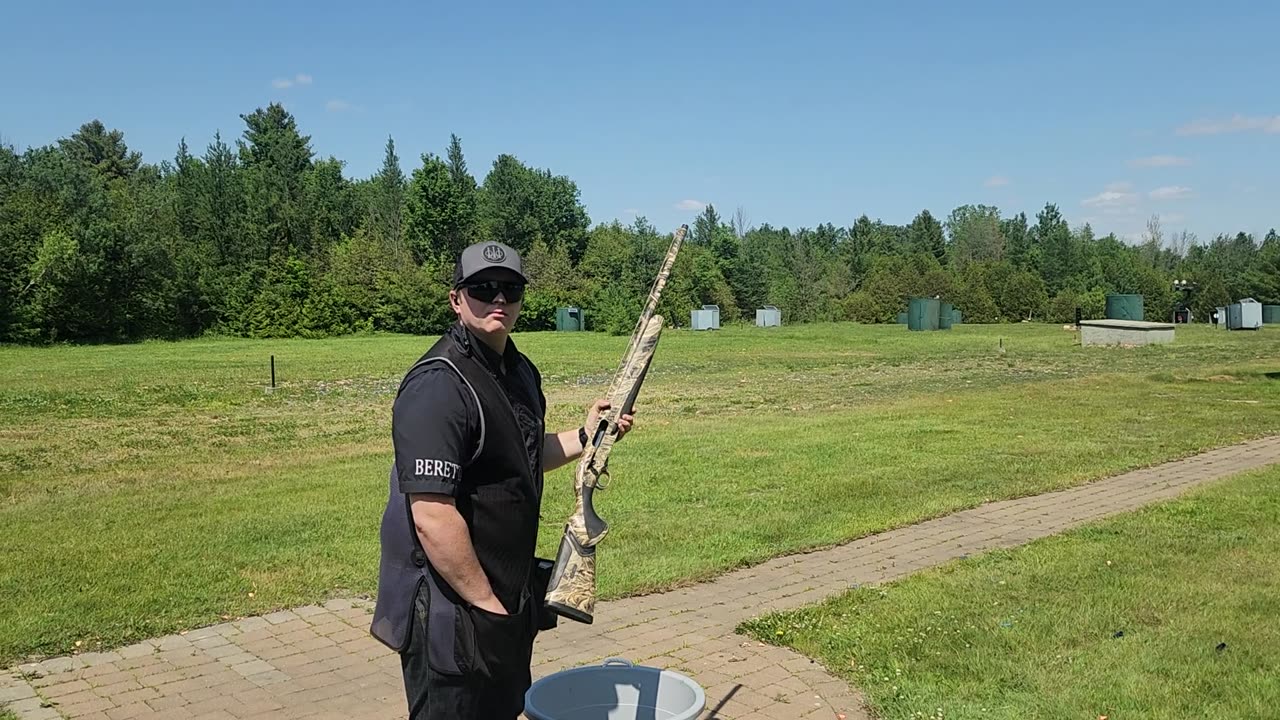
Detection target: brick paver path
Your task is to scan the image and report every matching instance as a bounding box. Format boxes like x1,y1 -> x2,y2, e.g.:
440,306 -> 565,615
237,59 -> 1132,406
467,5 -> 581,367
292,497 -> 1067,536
5,435 -> 1279,720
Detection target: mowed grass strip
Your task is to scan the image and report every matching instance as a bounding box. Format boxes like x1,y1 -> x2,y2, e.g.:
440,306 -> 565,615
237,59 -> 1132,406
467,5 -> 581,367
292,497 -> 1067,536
741,464 -> 1280,720
4,324 -> 1278,497
1,325 -> 1277,664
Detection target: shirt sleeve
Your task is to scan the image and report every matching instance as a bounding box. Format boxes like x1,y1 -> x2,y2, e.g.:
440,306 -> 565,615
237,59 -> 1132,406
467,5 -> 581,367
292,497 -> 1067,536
391,364 -> 477,496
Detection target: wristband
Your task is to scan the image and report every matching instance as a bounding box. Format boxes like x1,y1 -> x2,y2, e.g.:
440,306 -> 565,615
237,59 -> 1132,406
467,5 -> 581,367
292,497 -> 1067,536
578,425 -> 588,448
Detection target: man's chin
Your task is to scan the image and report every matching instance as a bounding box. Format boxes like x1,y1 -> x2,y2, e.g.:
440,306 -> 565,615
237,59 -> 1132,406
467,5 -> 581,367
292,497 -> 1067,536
483,316 -> 515,333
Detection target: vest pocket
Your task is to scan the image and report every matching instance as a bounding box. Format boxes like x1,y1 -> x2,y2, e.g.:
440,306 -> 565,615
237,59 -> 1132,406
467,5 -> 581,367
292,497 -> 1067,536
425,573 -> 534,682
463,598 -> 533,682
424,574 -> 470,676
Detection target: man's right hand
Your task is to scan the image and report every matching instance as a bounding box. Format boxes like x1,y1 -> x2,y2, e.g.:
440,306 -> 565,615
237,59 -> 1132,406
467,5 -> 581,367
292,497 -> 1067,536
473,596 -> 509,615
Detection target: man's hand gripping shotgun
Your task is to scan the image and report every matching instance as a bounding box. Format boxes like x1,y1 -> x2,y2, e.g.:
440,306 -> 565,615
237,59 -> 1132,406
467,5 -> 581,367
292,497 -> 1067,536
543,224 -> 687,624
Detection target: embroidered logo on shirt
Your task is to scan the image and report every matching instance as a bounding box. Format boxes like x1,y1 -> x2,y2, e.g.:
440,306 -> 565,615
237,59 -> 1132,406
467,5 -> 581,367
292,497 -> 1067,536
414,458 -> 461,480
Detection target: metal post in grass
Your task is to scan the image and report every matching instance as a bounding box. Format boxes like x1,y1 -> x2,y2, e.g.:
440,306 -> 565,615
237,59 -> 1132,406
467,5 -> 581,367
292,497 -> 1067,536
271,355 -> 276,389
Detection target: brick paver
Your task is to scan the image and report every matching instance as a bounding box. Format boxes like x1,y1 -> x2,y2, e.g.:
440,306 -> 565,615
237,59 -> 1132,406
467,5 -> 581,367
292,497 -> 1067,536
5,435 -> 1278,720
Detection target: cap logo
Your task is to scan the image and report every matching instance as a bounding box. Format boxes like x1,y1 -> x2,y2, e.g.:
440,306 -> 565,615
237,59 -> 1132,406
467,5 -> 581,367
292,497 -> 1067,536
482,244 -> 506,263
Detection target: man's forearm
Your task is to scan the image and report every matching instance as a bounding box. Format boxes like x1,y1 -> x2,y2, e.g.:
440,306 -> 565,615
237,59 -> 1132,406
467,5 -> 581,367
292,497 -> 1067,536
409,494 -> 504,612
543,428 -> 584,472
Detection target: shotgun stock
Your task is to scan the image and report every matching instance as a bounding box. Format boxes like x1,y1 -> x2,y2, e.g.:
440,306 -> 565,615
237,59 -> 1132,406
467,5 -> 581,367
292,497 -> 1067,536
543,224 -> 687,624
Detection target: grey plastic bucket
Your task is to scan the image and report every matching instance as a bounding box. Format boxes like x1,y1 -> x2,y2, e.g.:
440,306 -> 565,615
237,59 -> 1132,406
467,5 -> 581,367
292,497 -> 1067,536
524,657 -> 706,720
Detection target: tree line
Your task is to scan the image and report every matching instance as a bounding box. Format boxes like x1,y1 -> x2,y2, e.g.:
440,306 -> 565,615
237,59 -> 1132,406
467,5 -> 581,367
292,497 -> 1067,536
2,103 -> 1277,344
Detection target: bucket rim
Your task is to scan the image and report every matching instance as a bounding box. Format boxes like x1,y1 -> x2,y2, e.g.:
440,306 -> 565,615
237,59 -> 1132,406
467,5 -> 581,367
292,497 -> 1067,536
525,657 -> 707,717
527,657 -> 704,684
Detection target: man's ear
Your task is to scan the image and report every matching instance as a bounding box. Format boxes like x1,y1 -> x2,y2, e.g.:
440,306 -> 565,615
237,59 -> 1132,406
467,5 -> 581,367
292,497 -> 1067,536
448,289 -> 461,312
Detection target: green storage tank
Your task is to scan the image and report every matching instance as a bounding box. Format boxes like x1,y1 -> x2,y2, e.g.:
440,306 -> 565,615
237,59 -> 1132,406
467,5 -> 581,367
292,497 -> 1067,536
953,309 -> 962,325
555,306 -> 585,331
908,297 -> 941,331
1105,293 -> 1144,321
1263,305 -> 1280,324
938,301 -> 954,329
896,312 -> 908,324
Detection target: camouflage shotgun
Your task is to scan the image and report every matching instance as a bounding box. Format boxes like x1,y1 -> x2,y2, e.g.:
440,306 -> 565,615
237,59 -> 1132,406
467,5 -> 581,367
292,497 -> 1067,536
543,223 -> 688,624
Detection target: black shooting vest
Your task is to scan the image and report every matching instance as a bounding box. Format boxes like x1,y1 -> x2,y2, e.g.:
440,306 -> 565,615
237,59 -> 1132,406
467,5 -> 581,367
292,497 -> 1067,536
369,324 -> 544,654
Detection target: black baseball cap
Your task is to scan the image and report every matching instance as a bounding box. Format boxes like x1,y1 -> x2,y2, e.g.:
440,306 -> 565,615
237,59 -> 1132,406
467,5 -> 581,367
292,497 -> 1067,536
452,241 -> 528,287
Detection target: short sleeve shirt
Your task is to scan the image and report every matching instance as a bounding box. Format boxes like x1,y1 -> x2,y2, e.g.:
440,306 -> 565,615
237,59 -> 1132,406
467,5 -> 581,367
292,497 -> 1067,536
391,364 -> 478,496
391,329 -> 547,498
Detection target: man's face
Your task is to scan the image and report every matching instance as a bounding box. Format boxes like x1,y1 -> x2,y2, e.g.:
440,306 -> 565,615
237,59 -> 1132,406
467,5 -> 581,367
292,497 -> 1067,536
450,269 -> 525,338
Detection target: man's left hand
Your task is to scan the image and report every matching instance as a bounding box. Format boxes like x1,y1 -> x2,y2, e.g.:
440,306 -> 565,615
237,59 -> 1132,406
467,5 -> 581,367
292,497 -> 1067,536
584,398 -> 635,443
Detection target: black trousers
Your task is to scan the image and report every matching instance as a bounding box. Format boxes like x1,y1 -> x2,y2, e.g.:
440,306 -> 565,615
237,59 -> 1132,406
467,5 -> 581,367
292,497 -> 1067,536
400,584 -> 532,719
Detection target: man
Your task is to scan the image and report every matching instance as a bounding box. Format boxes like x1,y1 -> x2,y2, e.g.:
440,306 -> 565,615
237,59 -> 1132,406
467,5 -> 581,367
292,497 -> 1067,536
369,240 -> 633,719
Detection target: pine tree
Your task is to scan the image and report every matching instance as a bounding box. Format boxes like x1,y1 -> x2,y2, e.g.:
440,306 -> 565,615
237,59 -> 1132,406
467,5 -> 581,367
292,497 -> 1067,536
370,135 -> 407,263
907,209 -> 946,264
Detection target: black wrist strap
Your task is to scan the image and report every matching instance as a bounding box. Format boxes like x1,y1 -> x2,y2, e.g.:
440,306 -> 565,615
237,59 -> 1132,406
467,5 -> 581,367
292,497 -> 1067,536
578,425 -> 588,448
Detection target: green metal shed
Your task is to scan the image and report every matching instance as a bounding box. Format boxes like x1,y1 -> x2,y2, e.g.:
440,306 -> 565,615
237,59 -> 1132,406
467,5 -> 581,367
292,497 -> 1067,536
555,307 -> 585,331
1105,294 -> 1144,321
908,297 -> 941,331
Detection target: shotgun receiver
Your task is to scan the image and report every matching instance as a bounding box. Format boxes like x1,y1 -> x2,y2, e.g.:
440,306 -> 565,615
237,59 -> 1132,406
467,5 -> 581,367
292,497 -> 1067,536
543,223 -> 687,624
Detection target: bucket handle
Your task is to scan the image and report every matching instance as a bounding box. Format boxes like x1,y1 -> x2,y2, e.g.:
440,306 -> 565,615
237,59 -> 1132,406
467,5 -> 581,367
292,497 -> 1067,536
601,657 -> 634,668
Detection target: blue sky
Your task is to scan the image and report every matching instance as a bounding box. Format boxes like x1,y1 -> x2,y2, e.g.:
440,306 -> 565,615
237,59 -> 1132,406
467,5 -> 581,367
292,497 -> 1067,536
2,0 -> 1277,245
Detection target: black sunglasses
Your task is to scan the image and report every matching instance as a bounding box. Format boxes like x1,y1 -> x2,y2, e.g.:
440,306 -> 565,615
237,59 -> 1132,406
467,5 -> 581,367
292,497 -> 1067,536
461,280 -> 525,303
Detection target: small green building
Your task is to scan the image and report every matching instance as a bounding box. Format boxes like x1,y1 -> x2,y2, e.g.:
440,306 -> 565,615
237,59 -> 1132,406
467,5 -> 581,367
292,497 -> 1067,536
1105,293 -> 1144,321
908,297 -> 941,331
555,307 -> 585,331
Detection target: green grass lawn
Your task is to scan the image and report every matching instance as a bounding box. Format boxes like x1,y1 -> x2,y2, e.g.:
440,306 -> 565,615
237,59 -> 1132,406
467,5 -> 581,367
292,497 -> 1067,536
1,322 -> 1278,666
0,707 -> 17,720
741,463 -> 1280,720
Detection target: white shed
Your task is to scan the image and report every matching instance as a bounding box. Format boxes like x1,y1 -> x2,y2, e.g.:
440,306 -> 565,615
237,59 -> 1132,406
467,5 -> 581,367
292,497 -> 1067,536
1228,298 -> 1262,330
691,304 -> 720,330
755,306 -> 781,327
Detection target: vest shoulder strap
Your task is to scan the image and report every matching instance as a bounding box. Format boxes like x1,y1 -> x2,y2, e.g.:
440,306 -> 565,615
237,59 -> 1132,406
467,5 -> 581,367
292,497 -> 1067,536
396,356 -> 486,466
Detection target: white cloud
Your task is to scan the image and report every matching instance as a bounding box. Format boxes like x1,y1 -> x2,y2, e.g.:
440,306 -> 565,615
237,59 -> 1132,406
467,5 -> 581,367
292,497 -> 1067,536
984,175 -> 1009,187
1104,181 -> 1133,192
325,99 -> 352,112
1082,188 -> 1138,210
674,199 -> 706,211
1176,114 -> 1280,136
1149,186 -> 1193,200
271,73 -> 313,89
1129,155 -> 1191,168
